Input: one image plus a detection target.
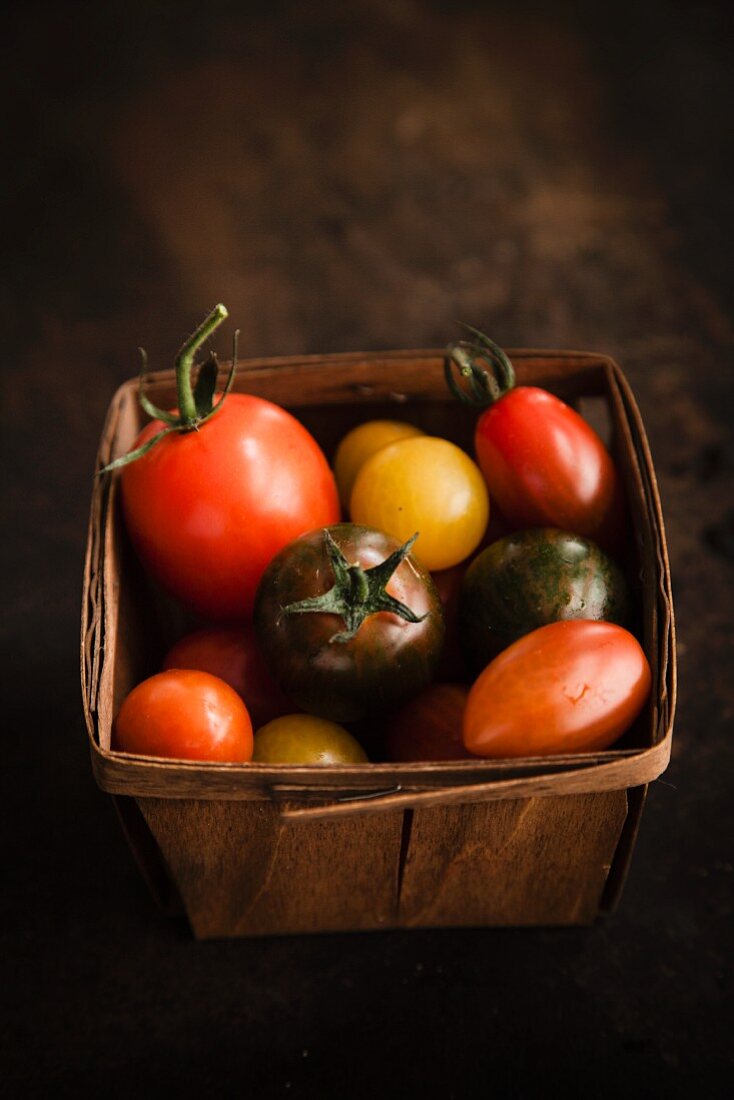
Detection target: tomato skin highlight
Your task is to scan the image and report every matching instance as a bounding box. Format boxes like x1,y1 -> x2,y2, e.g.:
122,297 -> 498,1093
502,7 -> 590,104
254,524 -> 445,723
113,669 -> 254,762
120,394 -> 340,622
161,627 -> 291,729
474,387 -> 624,548
463,620 -> 650,757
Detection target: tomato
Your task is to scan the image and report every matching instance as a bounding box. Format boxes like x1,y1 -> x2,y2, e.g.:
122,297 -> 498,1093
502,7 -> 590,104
431,563 -> 471,681
121,394 -> 339,621
349,436 -> 489,570
384,683 -> 472,761
161,626 -> 292,729
113,669 -> 253,762
463,620 -> 651,757
475,388 -> 624,548
334,419 -> 424,508
253,714 -> 368,764
107,306 -> 340,622
459,528 -> 630,672
254,524 -> 445,722
445,329 -> 624,548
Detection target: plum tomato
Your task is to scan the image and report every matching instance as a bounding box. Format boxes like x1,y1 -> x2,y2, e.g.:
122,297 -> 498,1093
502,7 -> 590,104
384,683 -> 472,761
445,328 -> 625,549
161,626 -> 292,729
113,669 -> 254,762
463,620 -> 651,757
253,714 -> 368,764
333,419 -> 424,509
108,306 -> 340,622
349,436 -> 489,570
459,528 -> 631,672
254,524 -> 445,722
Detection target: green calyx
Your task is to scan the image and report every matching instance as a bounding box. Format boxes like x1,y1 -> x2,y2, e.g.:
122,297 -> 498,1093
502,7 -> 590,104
444,323 -> 516,409
99,304 -> 238,474
282,530 -> 427,644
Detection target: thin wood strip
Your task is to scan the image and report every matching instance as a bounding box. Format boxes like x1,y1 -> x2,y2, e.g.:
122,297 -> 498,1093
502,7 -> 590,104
89,746 -> 646,799
278,736 -> 672,821
124,350 -> 609,412
611,364 -> 676,730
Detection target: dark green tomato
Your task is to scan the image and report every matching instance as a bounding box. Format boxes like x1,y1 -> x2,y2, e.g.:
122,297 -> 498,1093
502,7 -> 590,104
459,528 -> 630,673
254,524 -> 444,722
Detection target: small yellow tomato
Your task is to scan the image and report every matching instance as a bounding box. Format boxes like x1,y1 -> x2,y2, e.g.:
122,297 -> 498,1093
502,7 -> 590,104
333,420 -> 424,508
253,714 -> 369,764
350,436 -> 489,571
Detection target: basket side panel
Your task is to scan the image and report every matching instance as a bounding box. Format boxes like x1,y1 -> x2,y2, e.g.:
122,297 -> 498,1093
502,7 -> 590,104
397,791 -> 628,928
137,798 -> 403,938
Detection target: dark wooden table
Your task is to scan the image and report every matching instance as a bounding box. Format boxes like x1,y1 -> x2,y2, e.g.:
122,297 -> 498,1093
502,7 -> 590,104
3,1 -> 732,1094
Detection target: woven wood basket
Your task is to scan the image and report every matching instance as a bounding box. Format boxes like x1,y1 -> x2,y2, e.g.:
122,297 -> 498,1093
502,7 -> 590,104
81,349 -> 675,938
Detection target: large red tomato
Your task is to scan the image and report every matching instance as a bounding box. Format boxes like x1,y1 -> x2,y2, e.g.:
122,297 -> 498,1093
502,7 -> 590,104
120,393 -> 340,621
463,620 -> 651,757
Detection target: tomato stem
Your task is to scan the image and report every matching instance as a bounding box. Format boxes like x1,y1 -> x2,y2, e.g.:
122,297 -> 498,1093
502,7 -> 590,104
176,303 -> 229,424
444,324 -> 516,408
98,304 -> 234,475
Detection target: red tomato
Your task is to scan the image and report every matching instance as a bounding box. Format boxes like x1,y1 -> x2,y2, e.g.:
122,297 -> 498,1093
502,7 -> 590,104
121,394 -> 340,621
113,669 -> 254,762
463,620 -> 650,757
445,330 -> 624,549
161,626 -> 291,729
384,683 -> 472,761
474,387 -> 624,548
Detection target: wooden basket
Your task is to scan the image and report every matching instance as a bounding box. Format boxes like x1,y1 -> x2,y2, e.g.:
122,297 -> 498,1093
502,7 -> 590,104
81,349 -> 675,938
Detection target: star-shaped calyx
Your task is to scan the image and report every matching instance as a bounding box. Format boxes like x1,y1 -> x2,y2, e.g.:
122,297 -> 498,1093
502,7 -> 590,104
282,529 -> 427,643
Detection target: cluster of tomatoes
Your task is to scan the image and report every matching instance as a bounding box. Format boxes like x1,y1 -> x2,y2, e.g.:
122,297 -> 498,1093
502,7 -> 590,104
111,310 -> 651,766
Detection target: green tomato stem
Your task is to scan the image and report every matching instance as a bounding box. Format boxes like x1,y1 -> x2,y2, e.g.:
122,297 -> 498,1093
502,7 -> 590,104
97,304 -> 234,476
175,303 -> 228,424
444,324 -> 516,409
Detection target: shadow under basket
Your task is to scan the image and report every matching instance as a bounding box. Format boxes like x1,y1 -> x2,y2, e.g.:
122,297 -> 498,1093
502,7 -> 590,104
81,348 -> 676,939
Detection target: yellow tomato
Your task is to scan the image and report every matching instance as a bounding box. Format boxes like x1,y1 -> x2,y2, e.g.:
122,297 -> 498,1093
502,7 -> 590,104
333,420 -> 424,508
350,436 -> 489,570
252,714 -> 368,764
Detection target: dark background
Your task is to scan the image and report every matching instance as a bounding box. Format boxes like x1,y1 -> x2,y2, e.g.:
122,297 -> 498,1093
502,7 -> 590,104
3,1 -> 733,1095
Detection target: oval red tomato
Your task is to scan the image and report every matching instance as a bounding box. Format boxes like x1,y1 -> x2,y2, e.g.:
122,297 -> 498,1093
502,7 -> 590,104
445,330 -> 625,549
463,620 -> 650,757
474,387 -> 624,549
121,394 -> 340,621
161,626 -> 291,729
113,669 -> 254,762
